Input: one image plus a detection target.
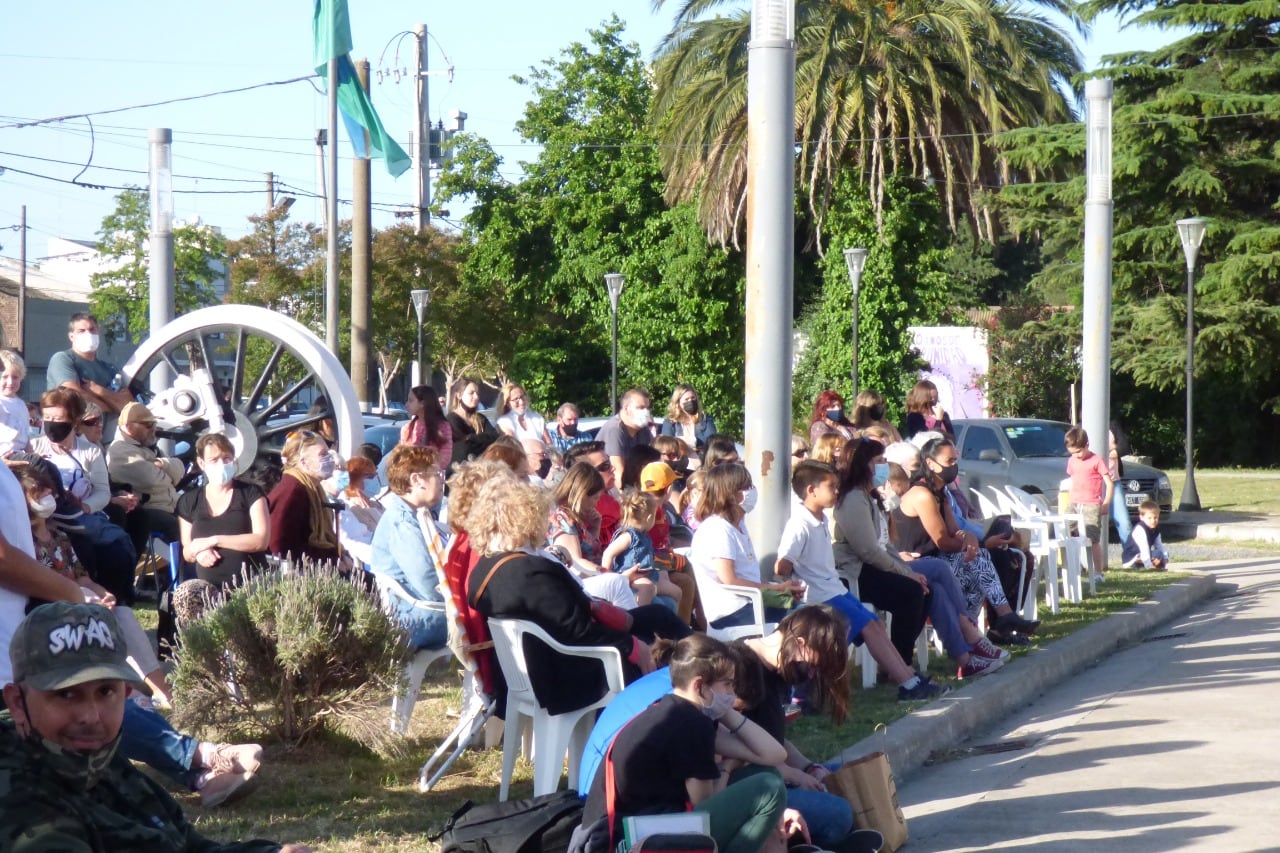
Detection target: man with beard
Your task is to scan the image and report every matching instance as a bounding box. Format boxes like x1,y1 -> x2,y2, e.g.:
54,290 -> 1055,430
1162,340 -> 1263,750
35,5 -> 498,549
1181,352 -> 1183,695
0,601 -> 313,851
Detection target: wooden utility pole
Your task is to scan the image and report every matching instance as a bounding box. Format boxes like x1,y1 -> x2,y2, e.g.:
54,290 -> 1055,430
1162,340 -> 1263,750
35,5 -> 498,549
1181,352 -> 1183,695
350,59 -> 373,408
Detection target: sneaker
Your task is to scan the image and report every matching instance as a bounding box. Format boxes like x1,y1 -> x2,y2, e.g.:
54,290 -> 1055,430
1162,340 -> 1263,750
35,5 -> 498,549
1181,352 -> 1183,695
970,637 -> 1011,661
897,675 -> 950,702
957,654 -> 1005,680
996,612 -> 1041,636
206,742 -> 263,775
987,627 -> 1032,647
197,743 -> 263,808
1092,572 -> 1106,584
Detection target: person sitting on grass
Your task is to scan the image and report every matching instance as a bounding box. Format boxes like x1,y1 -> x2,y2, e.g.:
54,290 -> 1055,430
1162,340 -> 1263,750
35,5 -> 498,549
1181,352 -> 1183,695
579,633 -> 793,853
1122,499 -> 1171,570
0,601 -> 312,849
776,461 -> 944,702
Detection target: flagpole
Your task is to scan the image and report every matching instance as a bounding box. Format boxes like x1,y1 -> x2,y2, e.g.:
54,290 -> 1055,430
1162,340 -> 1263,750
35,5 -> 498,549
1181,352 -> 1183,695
325,55 -> 340,353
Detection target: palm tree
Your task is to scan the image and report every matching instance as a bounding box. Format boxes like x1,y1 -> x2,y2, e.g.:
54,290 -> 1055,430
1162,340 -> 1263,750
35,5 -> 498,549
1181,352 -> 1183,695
651,0 -> 1084,248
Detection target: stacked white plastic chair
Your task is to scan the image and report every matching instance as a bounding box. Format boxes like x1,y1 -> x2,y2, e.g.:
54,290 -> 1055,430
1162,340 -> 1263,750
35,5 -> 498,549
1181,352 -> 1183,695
488,617 -> 626,799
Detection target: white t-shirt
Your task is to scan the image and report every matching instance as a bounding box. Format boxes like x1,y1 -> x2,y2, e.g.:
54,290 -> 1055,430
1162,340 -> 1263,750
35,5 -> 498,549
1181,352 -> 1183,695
689,514 -> 759,622
0,463 -> 38,683
0,396 -> 29,456
497,410 -> 548,443
777,507 -> 846,604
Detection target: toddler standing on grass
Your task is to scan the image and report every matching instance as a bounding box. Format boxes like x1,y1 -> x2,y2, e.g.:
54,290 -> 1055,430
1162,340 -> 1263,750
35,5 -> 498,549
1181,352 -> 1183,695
1122,499 -> 1171,569
602,488 -> 684,609
1064,427 -> 1113,583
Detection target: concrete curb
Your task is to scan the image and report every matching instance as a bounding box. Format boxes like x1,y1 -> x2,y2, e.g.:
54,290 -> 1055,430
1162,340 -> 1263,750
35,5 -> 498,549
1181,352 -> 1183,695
830,572 -> 1222,781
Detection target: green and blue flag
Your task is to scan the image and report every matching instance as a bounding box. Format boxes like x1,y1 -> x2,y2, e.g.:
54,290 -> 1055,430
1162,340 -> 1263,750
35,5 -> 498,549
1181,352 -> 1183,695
313,0 -> 411,177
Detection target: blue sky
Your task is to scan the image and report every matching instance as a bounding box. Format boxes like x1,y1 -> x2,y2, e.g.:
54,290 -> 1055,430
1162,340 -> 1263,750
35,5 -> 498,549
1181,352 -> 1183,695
0,2 -> 1175,255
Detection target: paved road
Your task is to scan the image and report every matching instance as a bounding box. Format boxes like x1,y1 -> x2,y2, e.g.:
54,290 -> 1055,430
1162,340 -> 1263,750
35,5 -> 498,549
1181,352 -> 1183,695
898,559 -> 1280,852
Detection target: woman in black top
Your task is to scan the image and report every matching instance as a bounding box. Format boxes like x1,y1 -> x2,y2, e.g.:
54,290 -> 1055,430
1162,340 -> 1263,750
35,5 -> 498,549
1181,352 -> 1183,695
177,433 -> 270,588
581,635 -> 789,853
447,379 -> 497,467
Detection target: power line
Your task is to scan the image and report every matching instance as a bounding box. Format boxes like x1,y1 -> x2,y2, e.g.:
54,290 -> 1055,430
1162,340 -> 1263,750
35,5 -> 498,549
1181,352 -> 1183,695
0,75 -> 317,131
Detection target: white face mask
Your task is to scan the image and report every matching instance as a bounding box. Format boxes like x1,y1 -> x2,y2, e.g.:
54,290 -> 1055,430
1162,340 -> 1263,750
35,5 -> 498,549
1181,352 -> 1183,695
630,407 -> 652,428
205,461 -> 237,487
29,495 -> 57,519
740,485 -> 759,514
72,331 -> 100,354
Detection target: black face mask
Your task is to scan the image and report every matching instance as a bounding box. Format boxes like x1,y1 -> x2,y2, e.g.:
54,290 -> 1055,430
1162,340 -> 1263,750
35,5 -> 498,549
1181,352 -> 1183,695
671,458 -> 691,475
681,399 -> 700,415
868,405 -> 885,421
43,421 -> 74,443
932,461 -> 959,485
561,424 -> 578,437
536,457 -> 552,479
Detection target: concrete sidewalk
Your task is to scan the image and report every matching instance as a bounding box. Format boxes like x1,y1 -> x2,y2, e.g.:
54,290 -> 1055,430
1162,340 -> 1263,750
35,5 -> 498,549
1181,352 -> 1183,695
1163,510 -> 1280,545
829,558 -> 1264,779
894,557 -> 1280,850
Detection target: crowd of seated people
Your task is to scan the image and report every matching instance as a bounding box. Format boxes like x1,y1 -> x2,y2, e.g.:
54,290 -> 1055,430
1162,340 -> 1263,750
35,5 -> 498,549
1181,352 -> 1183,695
1,318 -> 1092,846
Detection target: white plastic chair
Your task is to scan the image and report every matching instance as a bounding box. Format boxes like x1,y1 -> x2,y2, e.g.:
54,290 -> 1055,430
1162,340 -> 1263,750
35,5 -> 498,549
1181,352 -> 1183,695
488,617 -> 626,800
970,489 -> 1046,618
676,547 -> 775,641
365,569 -> 453,734
1004,486 -> 1090,602
843,574 -> 930,689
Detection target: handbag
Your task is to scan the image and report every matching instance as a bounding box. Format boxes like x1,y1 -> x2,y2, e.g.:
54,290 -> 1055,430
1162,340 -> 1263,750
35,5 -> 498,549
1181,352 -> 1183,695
823,752 -> 908,853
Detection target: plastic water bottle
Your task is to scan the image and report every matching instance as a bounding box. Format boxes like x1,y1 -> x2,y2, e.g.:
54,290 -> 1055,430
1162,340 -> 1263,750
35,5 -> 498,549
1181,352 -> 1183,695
110,373 -> 123,392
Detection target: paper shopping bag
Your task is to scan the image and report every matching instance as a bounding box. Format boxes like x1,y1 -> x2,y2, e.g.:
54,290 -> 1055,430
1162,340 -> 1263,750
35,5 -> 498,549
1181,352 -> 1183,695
824,752 -> 908,852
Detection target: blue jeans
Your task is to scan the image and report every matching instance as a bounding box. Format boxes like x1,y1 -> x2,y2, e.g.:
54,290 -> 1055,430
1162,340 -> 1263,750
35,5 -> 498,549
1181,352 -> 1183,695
710,602 -> 791,631
1111,489 -> 1133,546
910,557 -> 968,659
120,698 -> 200,790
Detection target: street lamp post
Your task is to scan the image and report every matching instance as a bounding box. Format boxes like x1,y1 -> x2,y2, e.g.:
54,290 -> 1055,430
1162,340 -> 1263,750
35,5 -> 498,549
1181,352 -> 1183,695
843,247 -> 868,395
1176,217 -> 1207,512
605,273 -> 625,412
410,288 -> 431,389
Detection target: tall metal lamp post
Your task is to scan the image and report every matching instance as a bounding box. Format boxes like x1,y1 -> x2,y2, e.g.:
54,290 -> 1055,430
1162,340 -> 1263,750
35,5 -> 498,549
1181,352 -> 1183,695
605,272 -> 625,412
1176,217 -> 1207,512
410,288 -> 431,389
843,247 -> 868,395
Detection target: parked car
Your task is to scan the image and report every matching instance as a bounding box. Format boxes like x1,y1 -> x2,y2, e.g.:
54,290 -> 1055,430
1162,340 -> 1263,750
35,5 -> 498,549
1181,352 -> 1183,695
952,418 -> 1174,519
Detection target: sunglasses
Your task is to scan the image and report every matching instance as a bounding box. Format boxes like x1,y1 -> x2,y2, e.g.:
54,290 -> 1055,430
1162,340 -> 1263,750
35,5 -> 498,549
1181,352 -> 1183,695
82,418 -> 102,427
792,450 -> 807,459
595,462 -> 613,473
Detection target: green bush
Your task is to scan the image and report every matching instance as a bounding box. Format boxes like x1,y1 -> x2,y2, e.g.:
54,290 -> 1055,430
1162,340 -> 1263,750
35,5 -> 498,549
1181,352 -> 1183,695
169,567 -> 412,755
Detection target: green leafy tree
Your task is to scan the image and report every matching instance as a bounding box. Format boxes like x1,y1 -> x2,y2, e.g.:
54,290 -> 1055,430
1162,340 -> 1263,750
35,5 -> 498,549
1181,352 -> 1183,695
371,224 -> 509,404
792,176 -> 967,425
438,19 -> 748,425
995,0 -> 1280,464
90,188 -> 226,344
651,0 -> 1083,247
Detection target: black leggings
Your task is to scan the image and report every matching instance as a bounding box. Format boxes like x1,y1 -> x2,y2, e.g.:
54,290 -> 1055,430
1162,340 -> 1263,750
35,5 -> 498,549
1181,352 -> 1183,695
856,565 -> 930,668
628,603 -> 694,644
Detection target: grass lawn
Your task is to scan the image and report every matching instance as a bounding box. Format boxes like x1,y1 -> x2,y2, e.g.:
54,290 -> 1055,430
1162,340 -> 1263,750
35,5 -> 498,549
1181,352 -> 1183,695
1168,468 -> 1280,515
152,568 -> 1185,852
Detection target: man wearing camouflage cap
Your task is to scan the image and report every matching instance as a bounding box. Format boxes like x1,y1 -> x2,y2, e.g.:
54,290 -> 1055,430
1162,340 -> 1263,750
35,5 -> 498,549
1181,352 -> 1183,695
0,601 -> 314,852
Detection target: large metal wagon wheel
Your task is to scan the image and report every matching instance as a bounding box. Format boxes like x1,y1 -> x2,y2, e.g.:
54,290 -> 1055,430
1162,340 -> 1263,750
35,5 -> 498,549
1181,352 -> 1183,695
121,305 -> 364,476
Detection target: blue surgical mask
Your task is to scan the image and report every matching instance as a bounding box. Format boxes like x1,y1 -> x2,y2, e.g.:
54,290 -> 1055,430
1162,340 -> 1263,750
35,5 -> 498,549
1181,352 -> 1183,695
826,408 -> 843,422
334,470 -> 351,491
872,462 -> 890,488
363,475 -> 383,498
